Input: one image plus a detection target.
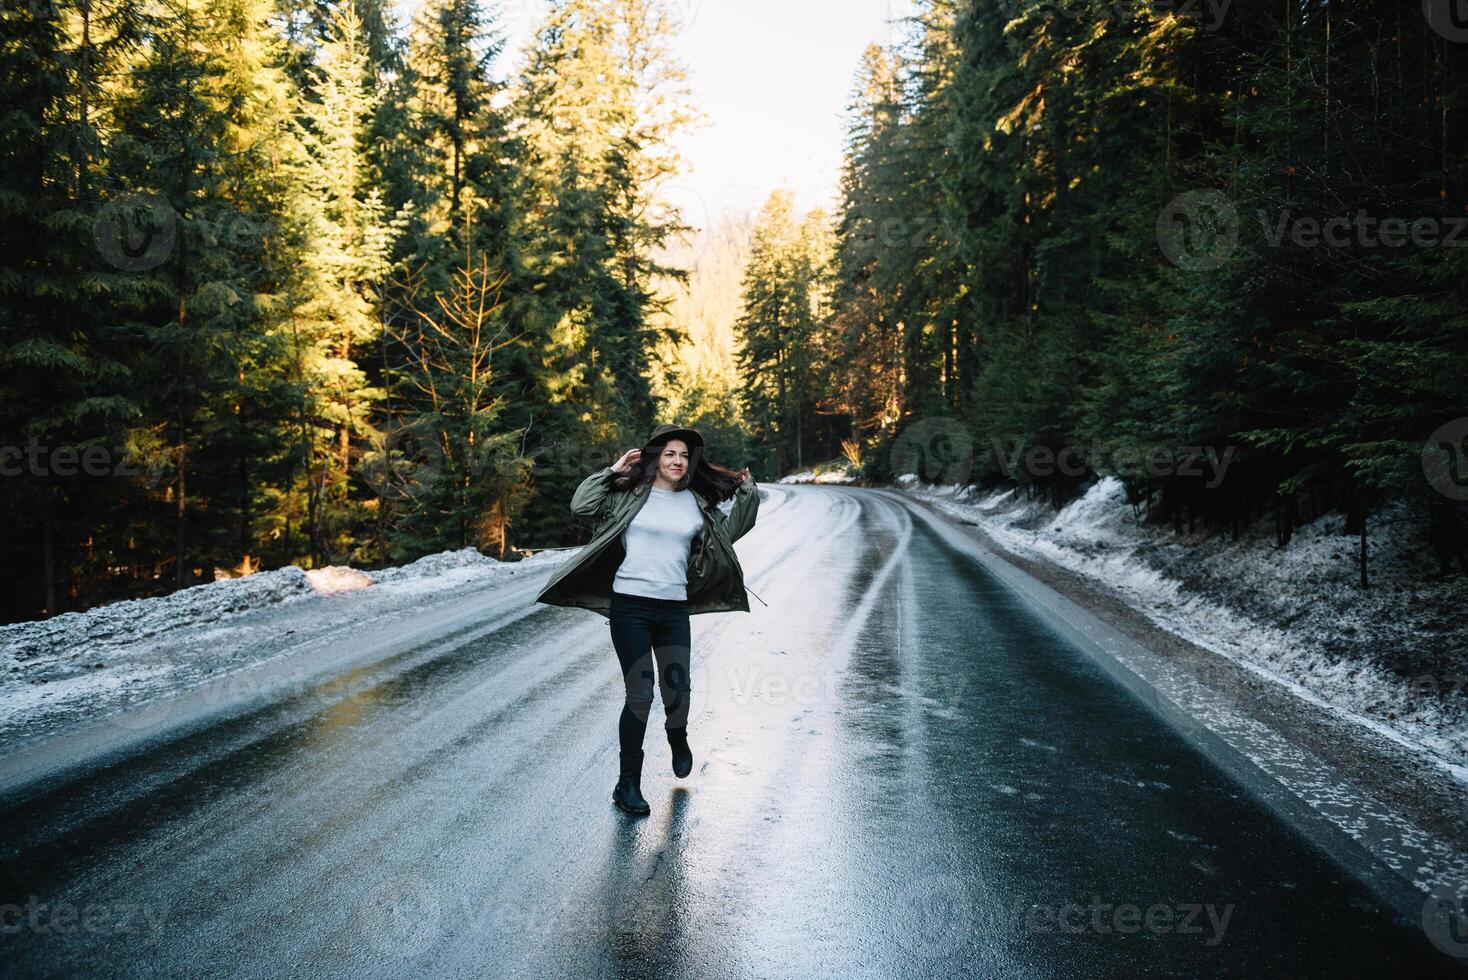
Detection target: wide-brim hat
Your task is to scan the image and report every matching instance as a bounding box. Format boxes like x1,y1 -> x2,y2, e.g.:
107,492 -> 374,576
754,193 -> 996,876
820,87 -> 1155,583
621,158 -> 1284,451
641,423 -> 704,456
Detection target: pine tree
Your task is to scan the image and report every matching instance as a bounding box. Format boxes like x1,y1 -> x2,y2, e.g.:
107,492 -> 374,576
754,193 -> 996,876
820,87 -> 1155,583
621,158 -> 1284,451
829,44 -> 905,439
735,190 -> 833,473
108,0 -> 300,585
506,0 -> 696,547
377,254 -> 527,557
283,0 -> 394,565
0,0 -> 147,615
401,0 -> 504,270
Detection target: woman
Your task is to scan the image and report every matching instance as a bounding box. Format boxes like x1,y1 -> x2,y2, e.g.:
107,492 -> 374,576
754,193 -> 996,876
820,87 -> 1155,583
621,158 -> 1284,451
535,424 -> 760,817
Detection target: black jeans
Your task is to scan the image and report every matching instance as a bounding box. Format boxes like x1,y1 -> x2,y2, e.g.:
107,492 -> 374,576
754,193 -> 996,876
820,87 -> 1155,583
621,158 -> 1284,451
608,589 -> 692,758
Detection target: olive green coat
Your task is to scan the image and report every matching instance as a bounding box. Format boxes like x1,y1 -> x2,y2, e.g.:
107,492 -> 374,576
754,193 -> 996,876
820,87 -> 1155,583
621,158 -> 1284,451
534,465 -> 760,617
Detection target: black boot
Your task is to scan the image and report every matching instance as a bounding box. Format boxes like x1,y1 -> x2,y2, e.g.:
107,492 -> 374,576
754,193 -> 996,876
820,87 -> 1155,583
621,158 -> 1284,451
612,748 -> 650,816
667,725 -> 693,779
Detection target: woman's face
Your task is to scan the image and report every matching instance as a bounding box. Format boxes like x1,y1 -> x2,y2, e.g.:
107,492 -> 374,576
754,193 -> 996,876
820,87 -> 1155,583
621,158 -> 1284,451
656,440 -> 690,484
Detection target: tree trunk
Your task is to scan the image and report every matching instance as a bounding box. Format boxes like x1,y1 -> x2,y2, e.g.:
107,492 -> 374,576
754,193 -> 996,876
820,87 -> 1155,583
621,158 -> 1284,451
42,486 -> 57,617
238,371 -> 251,574
1358,515 -> 1368,590
175,442 -> 189,587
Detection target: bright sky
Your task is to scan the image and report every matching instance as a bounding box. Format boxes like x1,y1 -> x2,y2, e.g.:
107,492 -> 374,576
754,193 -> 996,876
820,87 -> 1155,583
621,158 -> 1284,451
482,0 -> 911,223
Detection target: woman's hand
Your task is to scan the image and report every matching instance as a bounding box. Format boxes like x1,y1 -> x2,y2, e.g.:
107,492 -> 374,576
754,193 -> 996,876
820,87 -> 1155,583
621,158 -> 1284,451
611,448 -> 643,474
727,467 -> 759,542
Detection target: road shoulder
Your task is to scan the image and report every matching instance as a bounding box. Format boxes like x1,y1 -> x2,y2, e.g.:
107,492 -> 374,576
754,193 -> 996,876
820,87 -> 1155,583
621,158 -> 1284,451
885,487 -> 1468,931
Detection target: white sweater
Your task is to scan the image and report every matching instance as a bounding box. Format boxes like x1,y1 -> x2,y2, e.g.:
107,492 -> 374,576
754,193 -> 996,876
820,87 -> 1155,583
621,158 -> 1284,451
612,486 -> 705,600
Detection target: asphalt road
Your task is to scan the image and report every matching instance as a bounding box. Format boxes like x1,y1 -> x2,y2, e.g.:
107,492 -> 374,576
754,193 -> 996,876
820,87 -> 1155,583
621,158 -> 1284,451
1,484 -> 1462,978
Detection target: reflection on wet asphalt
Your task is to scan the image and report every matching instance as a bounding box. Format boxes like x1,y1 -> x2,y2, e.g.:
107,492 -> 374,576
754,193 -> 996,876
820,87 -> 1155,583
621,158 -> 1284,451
1,485 -> 1462,978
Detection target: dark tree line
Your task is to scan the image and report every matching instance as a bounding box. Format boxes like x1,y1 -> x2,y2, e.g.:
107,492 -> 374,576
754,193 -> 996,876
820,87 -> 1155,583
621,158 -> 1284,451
4,0 -> 1464,623
737,0 -> 1467,581
0,0 -> 729,623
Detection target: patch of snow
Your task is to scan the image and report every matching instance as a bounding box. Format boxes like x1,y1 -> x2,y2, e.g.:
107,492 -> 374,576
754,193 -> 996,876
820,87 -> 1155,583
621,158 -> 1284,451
369,546 -> 501,583
780,463 -> 857,485
304,566 -> 374,594
0,546 -> 574,751
0,565 -> 318,667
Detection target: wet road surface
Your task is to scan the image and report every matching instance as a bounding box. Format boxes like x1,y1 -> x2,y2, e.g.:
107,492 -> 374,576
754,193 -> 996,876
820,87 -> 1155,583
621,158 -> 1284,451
1,484 -> 1462,977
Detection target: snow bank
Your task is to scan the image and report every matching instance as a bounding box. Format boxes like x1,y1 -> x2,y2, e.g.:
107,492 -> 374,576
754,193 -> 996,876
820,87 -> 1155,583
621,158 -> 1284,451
0,547 -> 533,669
898,475 -> 1468,779
0,546 -> 573,749
370,546 -> 502,583
780,463 -> 858,485
0,566 -> 319,668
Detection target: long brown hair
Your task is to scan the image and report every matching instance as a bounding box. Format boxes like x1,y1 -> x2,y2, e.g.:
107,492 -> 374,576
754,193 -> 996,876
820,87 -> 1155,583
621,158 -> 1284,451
607,438 -> 744,504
